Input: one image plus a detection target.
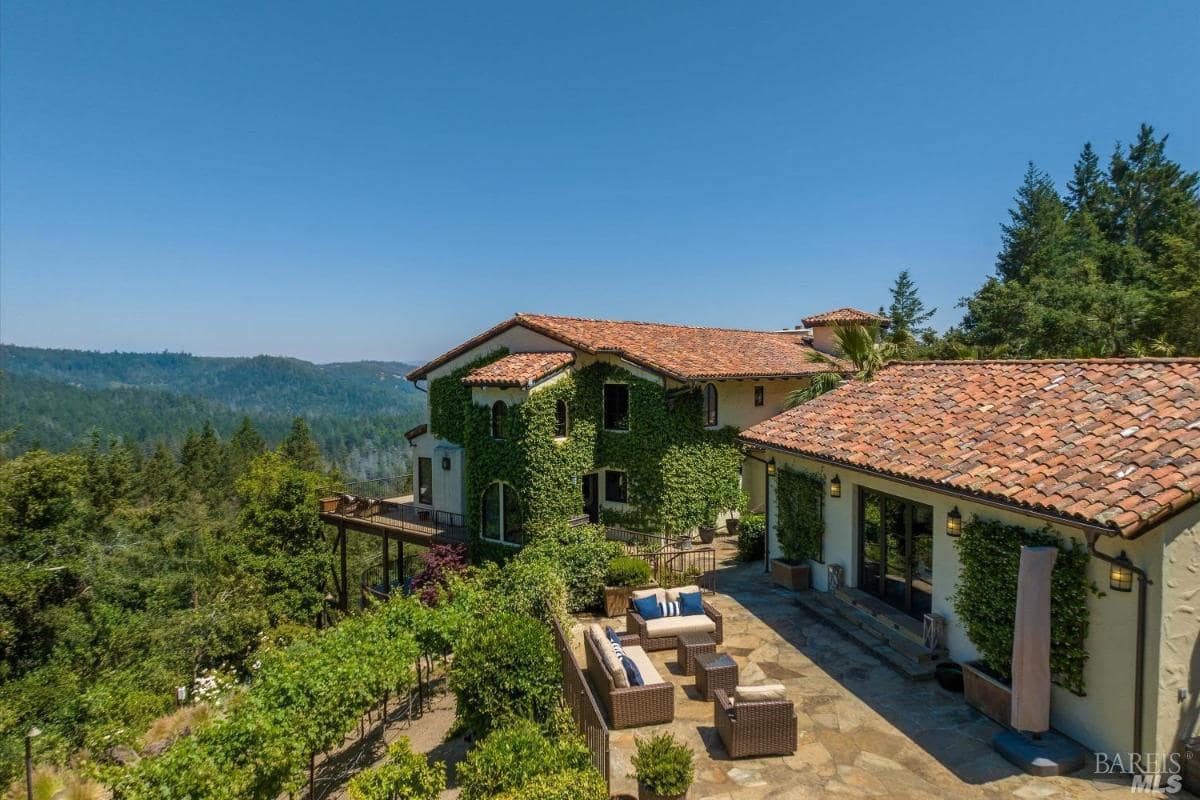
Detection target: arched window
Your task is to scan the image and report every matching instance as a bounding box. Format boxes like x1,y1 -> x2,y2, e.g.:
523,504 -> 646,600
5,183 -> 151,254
705,383 -> 718,427
491,401 -> 508,439
481,482 -> 523,545
554,399 -> 569,438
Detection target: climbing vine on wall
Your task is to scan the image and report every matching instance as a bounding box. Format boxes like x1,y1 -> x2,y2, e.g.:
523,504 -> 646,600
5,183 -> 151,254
775,467 -> 824,562
438,359 -> 743,550
951,515 -> 1098,696
428,349 -> 510,443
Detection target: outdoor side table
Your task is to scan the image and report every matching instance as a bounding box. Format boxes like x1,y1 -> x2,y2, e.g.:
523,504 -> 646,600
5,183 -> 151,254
695,652 -> 738,700
676,631 -> 716,676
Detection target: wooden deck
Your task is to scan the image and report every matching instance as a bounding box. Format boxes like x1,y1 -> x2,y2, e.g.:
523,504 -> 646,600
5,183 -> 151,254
319,498 -> 468,547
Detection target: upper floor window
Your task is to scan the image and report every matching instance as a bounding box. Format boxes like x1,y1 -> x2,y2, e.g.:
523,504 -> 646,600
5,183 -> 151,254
491,401 -> 508,439
754,385 -> 765,407
605,470 -> 628,504
554,399 -> 569,438
603,383 -> 629,431
481,481 -> 523,545
705,383 -> 718,427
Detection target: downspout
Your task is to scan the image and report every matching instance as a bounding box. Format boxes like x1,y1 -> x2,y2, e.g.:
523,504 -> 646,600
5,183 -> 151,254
1086,530 -> 1151,762
744,451 -> 773,574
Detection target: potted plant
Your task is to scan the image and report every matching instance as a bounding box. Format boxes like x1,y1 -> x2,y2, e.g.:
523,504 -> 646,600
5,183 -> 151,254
698,511 -> 717,545
770,470 -> 821,590
604,556 -> 655,618
630,732 -> 694,800
724,491 -> 749,536
962,661 -> 1012,726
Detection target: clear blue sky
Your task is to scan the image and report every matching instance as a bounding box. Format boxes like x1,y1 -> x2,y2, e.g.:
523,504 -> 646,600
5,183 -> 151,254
2,1 -> 1196,363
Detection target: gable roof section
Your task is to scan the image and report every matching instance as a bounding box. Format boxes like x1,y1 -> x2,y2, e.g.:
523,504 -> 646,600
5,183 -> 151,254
801,307 -> 891,328
462,351 -> 575,388
407,313 -> 842,382
739,358 -> 1200,538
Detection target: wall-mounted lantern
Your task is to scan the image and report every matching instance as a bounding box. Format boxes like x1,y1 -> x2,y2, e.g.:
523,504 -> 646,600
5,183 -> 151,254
829,475 -> 842,498
441,456 -> 452,471
946,506 -> 963,537
766,458 -> 777,477
1109,551 -> 1134,592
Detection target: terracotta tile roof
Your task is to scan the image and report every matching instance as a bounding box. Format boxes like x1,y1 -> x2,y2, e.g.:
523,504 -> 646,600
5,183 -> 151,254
801,307 -> 891,328
407,313 -> 842,382
739,359 -> 1200,538
462,351 -> 575,387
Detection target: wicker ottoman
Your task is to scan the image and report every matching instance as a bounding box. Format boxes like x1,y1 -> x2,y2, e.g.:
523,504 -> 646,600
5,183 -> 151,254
676,631 -> 715,676
695,652 -> 738,701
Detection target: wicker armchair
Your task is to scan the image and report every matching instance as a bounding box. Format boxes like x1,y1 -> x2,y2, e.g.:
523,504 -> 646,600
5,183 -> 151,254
713,688 -> 797,758
584,630 -> 674,729
626,599 -> 724,652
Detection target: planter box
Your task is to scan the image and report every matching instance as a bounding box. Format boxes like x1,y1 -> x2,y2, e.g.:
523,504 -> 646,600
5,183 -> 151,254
319,497 -> 340,513
771,559 -> 810,591
963,661 -> 1012,727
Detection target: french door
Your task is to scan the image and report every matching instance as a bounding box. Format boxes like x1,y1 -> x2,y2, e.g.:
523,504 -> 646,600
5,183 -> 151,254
858,489 -> 934,619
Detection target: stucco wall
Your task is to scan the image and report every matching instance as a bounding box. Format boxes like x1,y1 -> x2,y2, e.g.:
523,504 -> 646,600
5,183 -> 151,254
764,451 -> 1178,758
1153,505 -> 1200,759
407,434 -> 465,517
706,379 -> 811,431
423,324 -> 571,385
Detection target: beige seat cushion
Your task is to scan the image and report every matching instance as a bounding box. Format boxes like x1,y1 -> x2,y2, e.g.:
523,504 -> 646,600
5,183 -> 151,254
733,683 -> 788,704
597,634 -> 630,689
630,587 -> 666,606
643,614 -> 716,638
665,585 -> 703,602
623,645 -> 663,685
588,623 -> 607,648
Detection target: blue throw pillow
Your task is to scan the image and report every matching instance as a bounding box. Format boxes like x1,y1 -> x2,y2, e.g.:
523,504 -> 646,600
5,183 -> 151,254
620,654 -> 644,686
632,595 -> 663,620
605,626 -> 626,657
678,591 -> 704,616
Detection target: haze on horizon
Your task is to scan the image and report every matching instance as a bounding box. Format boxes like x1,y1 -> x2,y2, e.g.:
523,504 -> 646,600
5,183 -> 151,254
1,1 -> 1196,364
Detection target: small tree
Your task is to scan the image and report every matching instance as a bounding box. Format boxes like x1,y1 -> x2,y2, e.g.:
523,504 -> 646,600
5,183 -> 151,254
785,324 -> 897,407
347,738 -> 445,800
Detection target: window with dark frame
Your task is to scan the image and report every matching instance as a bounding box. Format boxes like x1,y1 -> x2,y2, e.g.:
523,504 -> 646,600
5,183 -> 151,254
705,383 -> 718,426
603,383 -> 629,431
554,399 -> 569,438
605,470 -> 628,503
490,401 -> 508,439
482,482 -> 523,544
754,385 -> 765,406
417,457 -> 433,505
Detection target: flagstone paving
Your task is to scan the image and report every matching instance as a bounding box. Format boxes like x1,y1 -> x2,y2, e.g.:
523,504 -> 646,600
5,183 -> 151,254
578,541 -> 1189,799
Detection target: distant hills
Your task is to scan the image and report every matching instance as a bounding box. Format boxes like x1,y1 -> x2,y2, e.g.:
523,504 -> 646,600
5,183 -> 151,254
0,345 -> 425,478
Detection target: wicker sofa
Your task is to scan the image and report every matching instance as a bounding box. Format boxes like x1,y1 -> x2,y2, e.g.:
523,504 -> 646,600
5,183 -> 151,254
584,625 -> 674,729
625,585 -> 724,652
713,687 -> 798,758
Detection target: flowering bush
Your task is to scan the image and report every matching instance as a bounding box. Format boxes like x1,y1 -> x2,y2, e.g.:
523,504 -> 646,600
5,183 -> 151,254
409,544 -> 468,605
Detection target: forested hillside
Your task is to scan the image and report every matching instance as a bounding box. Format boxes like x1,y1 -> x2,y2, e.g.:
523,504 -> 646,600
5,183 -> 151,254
0,346 -> 425,478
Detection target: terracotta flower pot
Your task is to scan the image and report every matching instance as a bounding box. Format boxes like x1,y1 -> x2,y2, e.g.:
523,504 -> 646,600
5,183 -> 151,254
698,525 -> 716,544
638,782 -> 687,800
962,661 -> 1012,726
771,559 -> 810,591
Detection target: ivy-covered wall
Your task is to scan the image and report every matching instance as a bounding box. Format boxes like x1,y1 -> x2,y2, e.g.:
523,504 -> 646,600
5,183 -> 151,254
430,356 -> 744,551
775,466 -> 825,562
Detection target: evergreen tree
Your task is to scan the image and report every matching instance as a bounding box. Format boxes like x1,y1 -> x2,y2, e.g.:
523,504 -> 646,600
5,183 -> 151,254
139,440 -> 183,501
179,422 -> 227,494
886,270 -> 937,343
228,416 -> 266,478
1066,142 -> 1106,217
278,417 -> 322,472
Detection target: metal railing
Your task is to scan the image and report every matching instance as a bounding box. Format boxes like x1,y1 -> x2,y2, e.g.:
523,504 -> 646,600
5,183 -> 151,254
321,474 -> 414,502
360,552 -> 426,604
549,616 -> 609,789
604,526 -> 717,592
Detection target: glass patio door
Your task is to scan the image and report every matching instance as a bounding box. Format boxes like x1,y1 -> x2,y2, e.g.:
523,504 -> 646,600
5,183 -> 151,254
858,489 -> 934,619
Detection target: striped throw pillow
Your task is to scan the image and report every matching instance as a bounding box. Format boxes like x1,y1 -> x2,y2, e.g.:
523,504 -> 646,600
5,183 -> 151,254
659,601 -> 682,618
605,626 -> 626,659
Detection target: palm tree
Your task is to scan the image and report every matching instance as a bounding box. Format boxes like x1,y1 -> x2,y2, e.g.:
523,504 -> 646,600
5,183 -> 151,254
785,324 -> 897,408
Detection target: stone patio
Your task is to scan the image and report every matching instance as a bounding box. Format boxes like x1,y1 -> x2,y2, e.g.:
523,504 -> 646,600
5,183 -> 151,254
576,541 -> 1190,800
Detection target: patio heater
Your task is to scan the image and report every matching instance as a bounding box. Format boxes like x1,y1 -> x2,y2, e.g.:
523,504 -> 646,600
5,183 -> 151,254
992,545 -> 1085,776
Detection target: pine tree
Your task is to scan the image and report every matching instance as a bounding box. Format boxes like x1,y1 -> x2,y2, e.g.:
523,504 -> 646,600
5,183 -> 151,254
140,440 -> 183,501
1066,142 -> 1106,217
179,422 -> 226,493
228,416 -> 266,478
886,270 -> 936,341
995,163 -> 1069,283
279,417 -> 322,472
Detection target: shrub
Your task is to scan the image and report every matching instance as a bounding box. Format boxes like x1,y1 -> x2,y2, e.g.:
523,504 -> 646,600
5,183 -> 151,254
605,556 -> 652,587
448,612 -> 561,738
951,515 -> 1097,695
736,514 -> 765,562
409,543 -> 468,606
471,558 -> 570,630
346,738 -> 445,800
630,732 -> 694,797
776,467 -> 824,562
492,768 -> 608,800
457,718 -> 591,800
518,523 -> 619,612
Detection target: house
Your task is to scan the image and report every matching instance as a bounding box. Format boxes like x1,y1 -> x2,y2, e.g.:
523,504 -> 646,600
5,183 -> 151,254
739,357 -> 1200,763
402,311 -> 872,546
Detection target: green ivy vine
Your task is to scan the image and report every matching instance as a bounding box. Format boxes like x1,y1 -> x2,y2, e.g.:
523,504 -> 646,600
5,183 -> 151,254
428,349 -> 510,442
434,359 -> 743,550
951,515 -> 1099,695
775,467 -> 824,562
